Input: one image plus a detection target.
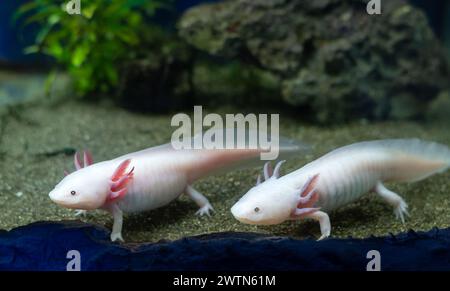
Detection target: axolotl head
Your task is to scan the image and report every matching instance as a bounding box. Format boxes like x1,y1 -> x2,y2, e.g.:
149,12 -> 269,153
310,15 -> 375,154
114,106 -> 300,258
49,167 -> 110,210
49,151 -> 134,210
231,176 -> 297,225
231,161 -> 320,225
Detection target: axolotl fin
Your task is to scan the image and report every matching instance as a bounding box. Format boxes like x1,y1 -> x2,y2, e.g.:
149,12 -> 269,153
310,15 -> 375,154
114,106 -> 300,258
185,128 -> 311,182
258,161 -> 321,218
325,139 -> 450,183
106,159 -> 134,203
65,150 -> 94,176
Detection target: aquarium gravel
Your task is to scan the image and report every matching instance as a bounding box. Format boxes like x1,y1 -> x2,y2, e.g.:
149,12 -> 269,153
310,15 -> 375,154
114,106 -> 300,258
0,102 -> 449,242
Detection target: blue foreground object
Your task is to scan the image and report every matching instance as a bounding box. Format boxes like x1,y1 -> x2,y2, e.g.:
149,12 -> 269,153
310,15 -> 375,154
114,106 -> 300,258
0,221 -> 449,271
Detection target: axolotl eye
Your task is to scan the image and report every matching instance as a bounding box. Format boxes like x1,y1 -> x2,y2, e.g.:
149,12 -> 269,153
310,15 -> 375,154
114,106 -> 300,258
70,190 -> 76,196
254,207 -> 260,213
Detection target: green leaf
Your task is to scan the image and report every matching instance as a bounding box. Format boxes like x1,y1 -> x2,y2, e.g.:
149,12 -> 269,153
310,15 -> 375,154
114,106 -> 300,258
24,12 -> 51,26
82,3 -> 98,19
48,14 -> 60,25
146,1 -> 172,15
72,44 -> 90,67
23,45 -> 40,55
116,29 -> 139,45
47,42 -> 64,59
127,13 -> 141,27
35,24 -> 52,45
23,5 -> 62,26
18,0 -> 170,96
104,63 -> 119,85
12,1 -> 39,24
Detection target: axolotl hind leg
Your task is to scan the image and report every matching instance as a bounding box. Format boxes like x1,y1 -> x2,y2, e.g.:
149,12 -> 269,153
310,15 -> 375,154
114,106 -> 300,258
185,185 -> 214,216
374,182 -> 409,223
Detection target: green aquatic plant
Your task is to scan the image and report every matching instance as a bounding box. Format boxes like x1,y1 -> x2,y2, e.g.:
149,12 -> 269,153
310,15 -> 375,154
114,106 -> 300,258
15,0 -> 169,96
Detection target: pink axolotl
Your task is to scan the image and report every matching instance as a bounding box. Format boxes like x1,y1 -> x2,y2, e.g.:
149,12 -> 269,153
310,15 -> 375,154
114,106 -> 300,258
49,137 -> 307,242
231,139 -> 450,240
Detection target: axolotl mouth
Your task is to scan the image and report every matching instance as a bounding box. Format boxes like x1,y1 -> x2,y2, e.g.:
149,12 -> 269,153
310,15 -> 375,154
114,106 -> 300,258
48,190 -> 61,203
231,204 -> 257,224
231,203 -> 279,225
48,189 -> 78,209
231,203 -> 285,225
48,188 -> 100,210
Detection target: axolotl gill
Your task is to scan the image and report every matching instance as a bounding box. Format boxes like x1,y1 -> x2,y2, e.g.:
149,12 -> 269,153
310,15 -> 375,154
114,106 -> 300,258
49,135 -> 306,242
231,139 -> 450,240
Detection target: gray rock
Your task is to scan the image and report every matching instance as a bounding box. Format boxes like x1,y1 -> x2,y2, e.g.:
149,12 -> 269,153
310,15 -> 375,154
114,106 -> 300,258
178,0 -> 450,123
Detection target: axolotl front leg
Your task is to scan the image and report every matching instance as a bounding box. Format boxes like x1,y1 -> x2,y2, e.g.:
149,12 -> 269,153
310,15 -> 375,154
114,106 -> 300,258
289,174 -> 331,240
107,204 -> 124,242
104,159 -> 135,242
106,185 -> 214,242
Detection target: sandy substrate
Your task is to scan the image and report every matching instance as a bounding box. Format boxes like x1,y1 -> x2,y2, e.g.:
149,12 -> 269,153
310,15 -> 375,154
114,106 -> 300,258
0,101 -> 449,242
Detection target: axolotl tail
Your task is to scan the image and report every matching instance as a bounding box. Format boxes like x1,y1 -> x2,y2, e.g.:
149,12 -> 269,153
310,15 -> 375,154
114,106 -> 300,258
374,139 -> 450,183
184,129 -> 310,182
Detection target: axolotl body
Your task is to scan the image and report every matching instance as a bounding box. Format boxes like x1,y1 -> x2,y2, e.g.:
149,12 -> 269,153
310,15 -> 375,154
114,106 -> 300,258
49,136 -> 305,241
231,139 -> 450,240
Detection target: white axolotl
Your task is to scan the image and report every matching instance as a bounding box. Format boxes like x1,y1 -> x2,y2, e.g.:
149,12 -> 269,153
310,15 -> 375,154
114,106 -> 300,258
231,139 -> 450,240
49,135 -> 307,242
